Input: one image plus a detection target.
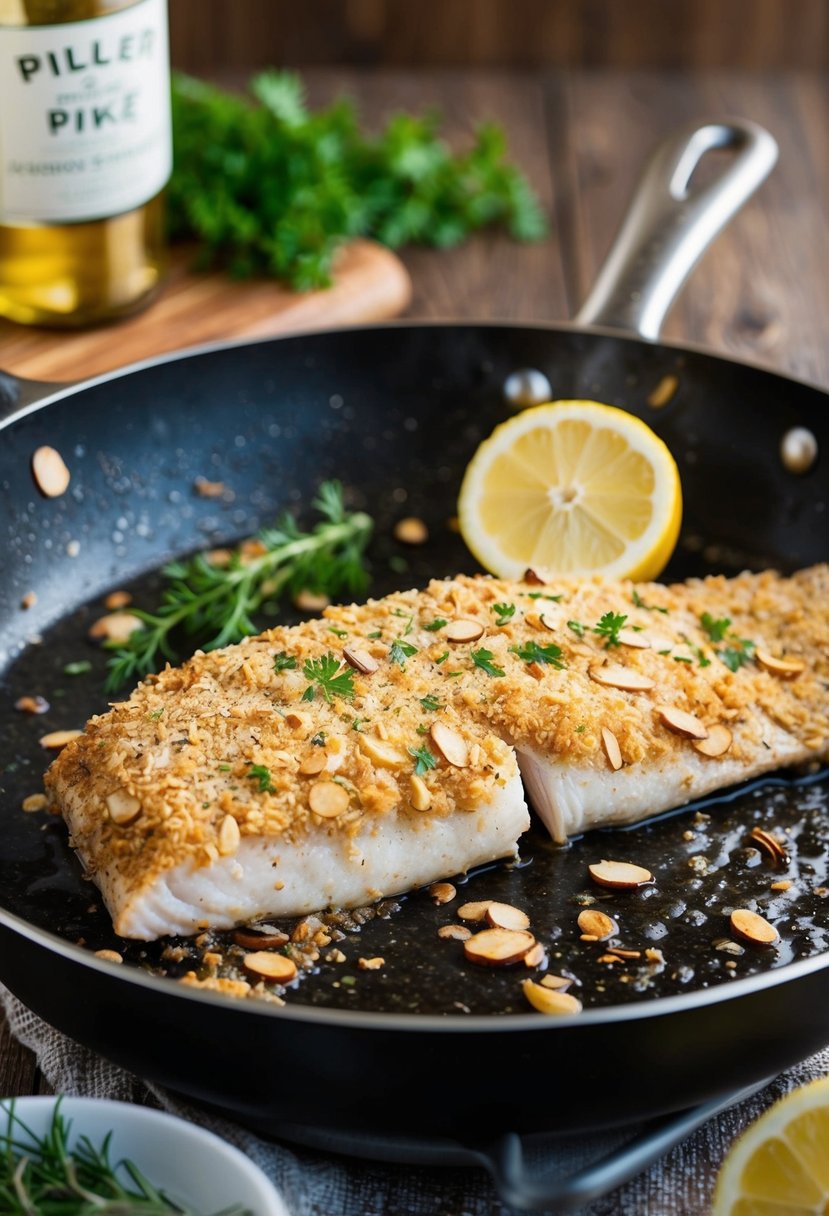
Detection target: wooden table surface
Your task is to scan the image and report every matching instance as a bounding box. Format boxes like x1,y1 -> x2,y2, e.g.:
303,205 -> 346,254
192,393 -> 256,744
3,62 -> 828,1106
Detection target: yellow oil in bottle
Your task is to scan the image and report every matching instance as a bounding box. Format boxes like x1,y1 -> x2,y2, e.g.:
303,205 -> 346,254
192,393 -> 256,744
0,0 -> 171,327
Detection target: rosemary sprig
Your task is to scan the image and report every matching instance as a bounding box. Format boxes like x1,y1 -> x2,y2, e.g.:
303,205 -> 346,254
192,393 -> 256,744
0,1099 -> 250,1215
105,482 -> 372,691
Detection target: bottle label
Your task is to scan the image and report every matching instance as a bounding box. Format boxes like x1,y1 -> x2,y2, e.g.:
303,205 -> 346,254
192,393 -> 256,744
0,0 -> 171,224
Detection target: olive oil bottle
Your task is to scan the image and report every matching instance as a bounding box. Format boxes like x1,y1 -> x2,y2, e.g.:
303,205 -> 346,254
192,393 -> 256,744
0,0 -> 171,326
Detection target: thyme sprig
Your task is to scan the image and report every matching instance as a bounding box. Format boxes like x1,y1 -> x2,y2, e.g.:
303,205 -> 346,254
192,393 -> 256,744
105,482 -> 372,691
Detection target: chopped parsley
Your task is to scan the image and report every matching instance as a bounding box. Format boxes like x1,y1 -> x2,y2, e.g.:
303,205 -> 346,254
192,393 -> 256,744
218,763 -> 231,772
389,638 -> 419,668
408,744 -> 437,775
510,640 -> 566,668
700,613 -> 731,643
424,618 -> 447,632
700,613 -> 755,671
393,609 -> 414,635
351,718 -> 365,732
471,648 -> 506,678
367,630 -> 382,640
593,611 -> 628,648
301,653 -> 355,702
63,660 -> 92,676
492,602 -> 516,625
147,708 -> 164,720
673,655 -> 692,663
632,589 -> 668,614
435,651 -> 449,664
327,625 -> 348,639
526,592 -> 563,602
273,651 -> 297,672
249,764 -> 274,793
567,619 -> 586,638
575,724 -> 586,733
419,694 -> 442,712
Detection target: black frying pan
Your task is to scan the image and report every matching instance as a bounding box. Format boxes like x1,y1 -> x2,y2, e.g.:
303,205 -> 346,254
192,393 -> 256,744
1,119 -> 828,1185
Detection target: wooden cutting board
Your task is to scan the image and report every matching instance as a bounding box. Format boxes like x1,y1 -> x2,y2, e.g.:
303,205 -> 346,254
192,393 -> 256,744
0,239 -> 412,383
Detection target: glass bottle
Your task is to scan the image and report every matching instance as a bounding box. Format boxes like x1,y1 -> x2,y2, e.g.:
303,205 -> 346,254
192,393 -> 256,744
0,0 -> 171,326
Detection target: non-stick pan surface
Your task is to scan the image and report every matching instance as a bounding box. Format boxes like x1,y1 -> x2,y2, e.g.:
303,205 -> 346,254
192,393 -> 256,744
1,121 -> 828,1142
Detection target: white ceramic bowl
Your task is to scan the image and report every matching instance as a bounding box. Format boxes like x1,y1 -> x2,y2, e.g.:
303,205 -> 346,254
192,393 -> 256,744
0,1095 -> 288,1215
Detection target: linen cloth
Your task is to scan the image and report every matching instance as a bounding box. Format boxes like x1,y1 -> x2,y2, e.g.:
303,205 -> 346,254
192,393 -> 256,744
2,984 -> 826,1215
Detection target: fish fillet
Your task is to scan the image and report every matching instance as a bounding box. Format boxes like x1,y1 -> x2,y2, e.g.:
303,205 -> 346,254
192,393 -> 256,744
45,565 -> 829,939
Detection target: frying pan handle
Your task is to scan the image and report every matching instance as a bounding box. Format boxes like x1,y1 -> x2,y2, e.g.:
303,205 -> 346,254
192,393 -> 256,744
0,369 -> 72,416
574,119 -> 778,340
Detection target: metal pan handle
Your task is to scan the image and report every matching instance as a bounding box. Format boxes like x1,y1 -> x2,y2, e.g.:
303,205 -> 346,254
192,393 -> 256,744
574,119 -> 778,340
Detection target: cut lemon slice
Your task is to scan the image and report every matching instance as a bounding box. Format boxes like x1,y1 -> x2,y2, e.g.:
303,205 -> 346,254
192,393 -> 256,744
458,400 -> 682,581
713,1076 -> 829,1215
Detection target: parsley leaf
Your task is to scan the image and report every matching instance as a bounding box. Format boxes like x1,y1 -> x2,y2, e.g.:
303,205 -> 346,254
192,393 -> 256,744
492,602 -> 516,625
510,641 -> 566,669
632,589 -> 668,614
718,639 -> 756,672
390,639 -> 419,668
302,653 -> 355,702
471,648 -> 506,678
249,764 -> 274,793
273,651 -> 297,672
526,592 -> 563,602
408,745 -> 438,776
328,625 -> 348,639
700,613 -> 731,643
593,611 -> 628,647
419,694 -> 442,711
567,619 -> 586,638
63,660 -> 92,676
423,618 -> 447,632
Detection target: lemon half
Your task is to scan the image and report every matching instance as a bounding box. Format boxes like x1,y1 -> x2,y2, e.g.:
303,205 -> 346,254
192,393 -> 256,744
713,1076 -> 829,1215
458,400 -> 682,581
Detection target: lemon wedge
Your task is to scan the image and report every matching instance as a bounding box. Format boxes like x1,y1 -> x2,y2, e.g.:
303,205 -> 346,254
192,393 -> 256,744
458,400 -> 682,581
713,1076 -> 829,1215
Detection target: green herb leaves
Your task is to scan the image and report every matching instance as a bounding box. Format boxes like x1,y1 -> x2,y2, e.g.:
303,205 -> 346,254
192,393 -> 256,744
593,611 -> 628,648
510,640 -> 566,668
273,651 -> 297,673
249,764 -> 275,793
390,639 -> 419,668
419,694 -> 442,712
169,71 -> 546,291
492,602 -> 515,625
471,648 -> 506,678
700,613 -> 731,643
408,745 -> 438,776
700,613 -> 756,672
302,653 -> 356,703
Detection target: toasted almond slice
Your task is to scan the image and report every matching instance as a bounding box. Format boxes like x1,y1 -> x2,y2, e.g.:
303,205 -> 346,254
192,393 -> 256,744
607,948 -> 641,959
358,956 -> 385,971
730,908 -> 779,946
218,814 -> 240,856
770,880 -> 793,892
464,928 -> 536,966
598,953 -> 620,964
359,735 -> 406,770
22,793 -> 48,812
105,788 -> 141,826
755,650 -> 806,679
617,628 -> 650,649
15,695 -> 50,715
647,373 -> 679,408
577,909 -> 618,940
294,589 -> 330,613
658,705 -> 708,740
457,900 -> 494,922
522,979 -> 583,1015
408,774 -> 432,811
343,645 -> 379,674
580,933 -> 598,942
589,664 -> 655,693
486,902 -> 531,931
40,729 -> 82,751
20,590 -> 36,610
749,827 -> 789,865
88,611 -> 144,644
32,445 -> 70,497
524,567 -> 552,585
243,951 -> 297,983
284,710 -> 310,733
601,726 -> 623,771
194,476 -> 225,498
93,948 -> 123,964
299,750 -> 328,776
430,721 -> 469,768
526,661 -> 546,681
588,859 -> 654,890
540,974 -> 572,991
438,924 -> 472,941
309,781 -> 350,818
523,942 -> 546,967
693,724 -> 733,757
393,516 -> 429,545
233,927 -> 289,950
429,882 -> 456,905
444,618 -> 485,643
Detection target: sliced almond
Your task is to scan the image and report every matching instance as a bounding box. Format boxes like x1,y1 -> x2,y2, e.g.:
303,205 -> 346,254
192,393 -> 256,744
284,710 -> 310,733
438,924 -> 472,941
430,721 -> 469,768
343,645 -> 379,674
309,781 -> 350,818
526,662 -> 546,681
88,612 -> 144,644
40,729 -> 82,751
617,628 -> 650,649
358,956 -> 385,971
748,827 -> 789,866
243,951 -> 297,983
20,591 -> 36,610
607,948 -> 641,960
408,774 -> 432,811
233,927 -> 289,950
32,445 -> 70,497
601,727 -> 623,771
598,953 -> 620,964
540,974 -> 572,991
647,373 -> 679,409
429,882 -> 456,905
658,705 -> 708,740
588,859 -> 654,890
299,750 -> 328,776
194,476 -> 226,498
589,664 -> 655,693
393,516 -> 429,545
756,650 -> 806,679
464,928 -> 536,966
523,942 -> 546,968
577,909 -> 618,940
94,949 -> 123,964
22,793 -> 48,813
105,788 -> 141,826
444,618 -> 485,644
359,734 -> 406,770
457,900 -> 493,922
294,589 -> 330,613
218,814 -> 240,856
770,880 -> 793,892
730,908 -> 779,946
15,695 -> 50,715
524,567 -> 552,586
693,724 -> 733,757
104,589 -> 132,610
486,902 -> 531,931
522,979 -> 583,1015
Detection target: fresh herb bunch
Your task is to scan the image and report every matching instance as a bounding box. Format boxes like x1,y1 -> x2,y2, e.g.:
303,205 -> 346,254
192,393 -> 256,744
106,482 -> 372,691
0,1100 -> 249,1215
169,71 -> 547,289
